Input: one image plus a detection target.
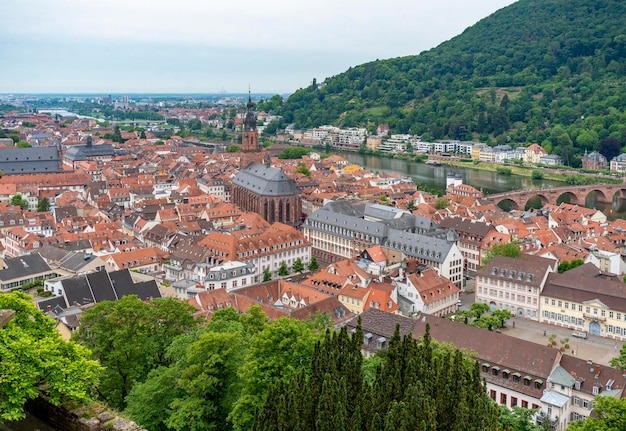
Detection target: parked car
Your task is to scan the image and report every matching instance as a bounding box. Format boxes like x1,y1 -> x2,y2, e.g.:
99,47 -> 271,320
457,300 -> 463,307
572,331 -> 587,339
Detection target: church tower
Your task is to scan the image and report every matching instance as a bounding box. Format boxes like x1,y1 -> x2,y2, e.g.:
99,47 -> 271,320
239,92 -> 264,169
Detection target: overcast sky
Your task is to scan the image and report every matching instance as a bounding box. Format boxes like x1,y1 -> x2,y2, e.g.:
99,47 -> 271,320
0,0 -> 517,95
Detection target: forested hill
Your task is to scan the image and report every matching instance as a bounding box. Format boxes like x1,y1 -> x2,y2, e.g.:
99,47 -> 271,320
271,0 -> 626,166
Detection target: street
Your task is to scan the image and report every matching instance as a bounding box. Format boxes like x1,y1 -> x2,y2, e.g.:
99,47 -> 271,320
455,289 -> 623,367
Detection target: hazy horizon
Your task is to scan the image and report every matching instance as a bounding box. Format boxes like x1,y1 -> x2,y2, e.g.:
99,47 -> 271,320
1,0 -> 517,94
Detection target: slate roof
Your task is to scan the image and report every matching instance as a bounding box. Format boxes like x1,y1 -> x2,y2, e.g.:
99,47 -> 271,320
59,251 -> 100,272
439,217 -> 493,237
64,143 -> 115,161
58,269 -> 161,308
0,147 -> 61,175
478,254 -> 555,288
232,162 -> 298,196
542,263 -> 626,310
384,229 -> 453,263
0,253 -> 53,281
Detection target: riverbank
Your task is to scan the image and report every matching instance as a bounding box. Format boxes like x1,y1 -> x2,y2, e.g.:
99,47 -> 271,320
439,160 -> 565,182
439,159 -> 623,185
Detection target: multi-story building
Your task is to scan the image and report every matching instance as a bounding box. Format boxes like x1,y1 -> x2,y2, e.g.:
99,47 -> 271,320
201,261 -> 256,293
200,222 -> 311,281
303,201 -> 464,287
439,218 -> 494,273
610,153 -> 626,173
476,254 -> 556,319
394,267 -> 460,316
582,151 -> 607,170
540,263 -> 626,339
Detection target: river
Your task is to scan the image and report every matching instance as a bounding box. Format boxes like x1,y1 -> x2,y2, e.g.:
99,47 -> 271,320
341,153 -> 626,218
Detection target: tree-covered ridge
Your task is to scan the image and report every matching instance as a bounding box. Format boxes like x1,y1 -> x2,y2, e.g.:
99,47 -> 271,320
277,0 -> 626,166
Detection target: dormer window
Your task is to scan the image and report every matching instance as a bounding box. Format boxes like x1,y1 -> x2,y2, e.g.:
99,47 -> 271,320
364,333 -> 372,344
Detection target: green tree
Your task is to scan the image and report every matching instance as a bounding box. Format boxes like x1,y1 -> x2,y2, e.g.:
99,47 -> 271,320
278,261 -> 289,277
498,406 -> 543,431
278,146 -> 310,159
167,332 -> 244,431
567,397 -> 626,430
16,141 -> 31,148
231,317 -> 321,430
482,242 -> 521,265
226,144 -> 240,152
434,197 -> 450,210
296,162 -> 312,176
125,365 -> 182,431
558,259 -> 584,273
308,256 -> 320,272
531,169 -> 544,180
292,257 -> 305,273
0,292 -> 102,421
37,197 -> 50,212
263,267 -> 272,282
10,193 -> 29,210
610,343 -> 626,371
73,296 -> 198,410
470,302 -> 490,319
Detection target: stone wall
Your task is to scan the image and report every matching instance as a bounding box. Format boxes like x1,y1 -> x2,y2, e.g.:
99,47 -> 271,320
25,397 -> 147,431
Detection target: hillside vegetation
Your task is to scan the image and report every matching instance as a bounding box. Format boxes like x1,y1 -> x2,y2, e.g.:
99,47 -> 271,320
270,0 -> 626,167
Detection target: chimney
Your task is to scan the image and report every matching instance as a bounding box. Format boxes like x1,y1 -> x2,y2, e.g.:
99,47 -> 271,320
86,135 -> 93,148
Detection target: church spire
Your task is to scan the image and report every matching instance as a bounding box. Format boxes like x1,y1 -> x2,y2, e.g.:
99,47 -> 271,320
244,87 -> 257,131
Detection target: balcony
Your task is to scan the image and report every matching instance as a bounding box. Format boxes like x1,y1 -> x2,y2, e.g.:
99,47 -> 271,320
583,313 -> 606,322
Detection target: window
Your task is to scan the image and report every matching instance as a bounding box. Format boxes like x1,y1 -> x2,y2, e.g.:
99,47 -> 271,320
551,299 -> 556,306
492,367 -> 499,376
512,373 -> 520,383
521,400 -> 528,409
511,397 -> 518,407
490,390 -> 496,401
535,380 -> 543,389
582,400 -> 590,409
500,393 -> 507,405
502,370 -> 510,380
523,376 -> 531,386
573,397 -> 580,406
544,298 -> 549,304
532,404 -> 540,410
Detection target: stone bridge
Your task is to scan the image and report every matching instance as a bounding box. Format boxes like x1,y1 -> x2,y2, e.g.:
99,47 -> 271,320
484,183 -> 626,210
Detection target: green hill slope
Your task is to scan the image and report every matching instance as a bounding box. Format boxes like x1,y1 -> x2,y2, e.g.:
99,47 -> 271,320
274,0 -> 626,166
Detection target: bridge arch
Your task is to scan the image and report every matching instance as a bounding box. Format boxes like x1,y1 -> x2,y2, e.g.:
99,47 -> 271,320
584,189 -> 609,208
609,188 -> 626,201
524,194 -> 549,210
496,198 -> 520,211
556,191 -> 579,205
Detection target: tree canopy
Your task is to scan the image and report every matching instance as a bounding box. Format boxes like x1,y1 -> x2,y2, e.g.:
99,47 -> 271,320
254,323 -> 501,431
72,295 -> 198,410
0,292 -> 101,421
482,242 -> 521,265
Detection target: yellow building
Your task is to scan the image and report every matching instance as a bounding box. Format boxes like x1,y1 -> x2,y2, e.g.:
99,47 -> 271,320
540,263 -> 626,340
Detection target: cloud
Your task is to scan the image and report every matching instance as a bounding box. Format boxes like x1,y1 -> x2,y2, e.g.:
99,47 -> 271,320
0,0 -> 517,93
